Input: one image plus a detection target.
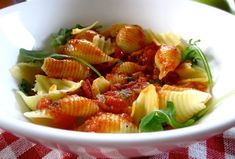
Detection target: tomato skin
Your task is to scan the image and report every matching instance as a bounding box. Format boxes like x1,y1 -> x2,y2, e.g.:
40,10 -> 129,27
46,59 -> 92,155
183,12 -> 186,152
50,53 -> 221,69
82,79 -> 93,99
140,43 -> 158,66
113,47 -> 125,59
162,71 -> 180,85
105,95 -> 131,114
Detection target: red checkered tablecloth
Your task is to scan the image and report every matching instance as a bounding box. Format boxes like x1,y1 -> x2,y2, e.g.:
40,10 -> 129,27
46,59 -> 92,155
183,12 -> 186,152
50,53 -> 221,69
0,128 -> 235,159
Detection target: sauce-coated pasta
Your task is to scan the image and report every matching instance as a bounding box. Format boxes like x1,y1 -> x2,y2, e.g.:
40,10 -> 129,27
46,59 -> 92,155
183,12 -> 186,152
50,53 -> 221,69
11,22 -> 213,133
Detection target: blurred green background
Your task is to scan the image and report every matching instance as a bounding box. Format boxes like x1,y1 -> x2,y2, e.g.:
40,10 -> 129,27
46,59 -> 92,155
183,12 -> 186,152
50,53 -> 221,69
193,0 -> 234,13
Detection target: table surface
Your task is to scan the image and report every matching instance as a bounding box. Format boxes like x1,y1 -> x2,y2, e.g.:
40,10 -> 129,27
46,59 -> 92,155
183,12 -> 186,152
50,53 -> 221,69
0,127 -> 235,158
1,1 -> 235,159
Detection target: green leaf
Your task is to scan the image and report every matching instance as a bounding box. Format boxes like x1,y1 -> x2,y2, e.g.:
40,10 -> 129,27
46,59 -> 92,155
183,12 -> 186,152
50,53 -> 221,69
182,40 -> 213,87
50,22 -> 102,49
139,101 -> 196,132
164,101 -> 195,128
193,0 -> 232,13
18,48 -> 51,63
18,48 -> 102,77
139,111 -> 164,132
69,56 -> 102,77
50,23 -> 84,49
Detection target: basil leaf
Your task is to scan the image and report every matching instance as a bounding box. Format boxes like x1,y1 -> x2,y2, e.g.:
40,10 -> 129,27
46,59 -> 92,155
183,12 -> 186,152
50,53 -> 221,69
182,40 -> 213,87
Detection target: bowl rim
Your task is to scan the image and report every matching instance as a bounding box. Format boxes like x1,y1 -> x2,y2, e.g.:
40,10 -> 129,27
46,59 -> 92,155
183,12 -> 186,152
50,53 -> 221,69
0,105 -> 235,146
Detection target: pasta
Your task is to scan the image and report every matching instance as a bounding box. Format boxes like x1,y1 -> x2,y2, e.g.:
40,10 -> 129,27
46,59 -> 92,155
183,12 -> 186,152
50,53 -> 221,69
112,62 -> 146,74
91,76 -> 111,97
92,34 -> 114,55
63,39 -> 117,64
42,57 -> 91,81
159,85 -> 211,122
52,94 -> 100,117
10,62 -> 43,84
11,21 -> 213,133
175,62 -> 209,91
33,75 -> 83,94
131,84 -> 159,124
116,25 -> 145,53
77,112 -> 139,133
154,45 -> 181,79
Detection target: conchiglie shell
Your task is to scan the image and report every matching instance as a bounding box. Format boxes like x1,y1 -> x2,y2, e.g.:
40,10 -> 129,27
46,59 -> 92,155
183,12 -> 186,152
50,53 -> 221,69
10,62 -> 43,84
101,23 -> 126,38
42,57 -> 91,81
159,87 -> 211,123
91,76 -> 111,97
116,25 -> 145,53
24,109 -> 55,127
155,45 -> 181,79
18,76 -> 83,111
112,62 -> 146,74
33,75 -> 83,95
176,62 -> 208,79
57,95 -> 100,117
146,30 -> 187,52
63,39 -> 117,64
175,62 -> 209,91
131,84 -> 159,124
77,112 -> 138,133
143,30 -> 153,45
161,84 -> 190,92
92,34 -> 115,55
74,30 -> 99,42
105,73 -> 128,84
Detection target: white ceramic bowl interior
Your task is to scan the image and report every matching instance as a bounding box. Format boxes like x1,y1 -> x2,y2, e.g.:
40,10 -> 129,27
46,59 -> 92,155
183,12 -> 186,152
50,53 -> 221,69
1,0 -> 235,158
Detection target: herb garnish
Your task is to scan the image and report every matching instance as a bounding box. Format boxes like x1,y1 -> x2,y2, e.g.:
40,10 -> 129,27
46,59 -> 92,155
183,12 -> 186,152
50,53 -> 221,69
139,101 -> 195,132
50,23 -> 84,49
50,21 -> 101,49
182,39 -> 213,87
140,88 -> 235,132
18,48 -> 102,77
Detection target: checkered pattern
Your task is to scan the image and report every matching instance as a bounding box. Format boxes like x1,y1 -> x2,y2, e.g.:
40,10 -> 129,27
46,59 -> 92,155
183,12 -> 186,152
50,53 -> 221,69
0,128 -> 235,159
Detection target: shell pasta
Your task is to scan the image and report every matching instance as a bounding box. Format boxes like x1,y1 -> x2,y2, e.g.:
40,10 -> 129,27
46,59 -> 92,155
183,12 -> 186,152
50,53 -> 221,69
11,22 -> 213,133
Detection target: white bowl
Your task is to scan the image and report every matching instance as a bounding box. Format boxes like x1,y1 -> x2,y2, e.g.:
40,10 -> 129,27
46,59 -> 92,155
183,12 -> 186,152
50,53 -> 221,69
1,0 -> 235,158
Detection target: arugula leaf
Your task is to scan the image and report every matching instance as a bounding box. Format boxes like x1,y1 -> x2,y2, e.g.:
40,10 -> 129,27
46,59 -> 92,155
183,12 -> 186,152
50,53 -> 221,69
139,111 -> 164,132
50,22 -> 102,49
163,101 -> 195,128
50,23 -> 84,49
18,48 -> 102,77
182,39 -> 213,87
140,89 -> 235,133
18,48 -> 51,63
139,101 -> 195,132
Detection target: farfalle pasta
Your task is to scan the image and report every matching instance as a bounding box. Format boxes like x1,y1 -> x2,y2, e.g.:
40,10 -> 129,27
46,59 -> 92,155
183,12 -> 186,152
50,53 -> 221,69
11,22 -> 213,133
